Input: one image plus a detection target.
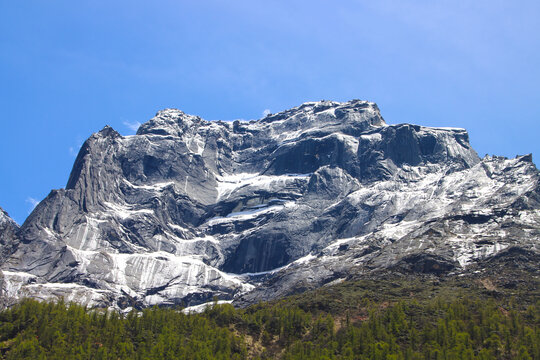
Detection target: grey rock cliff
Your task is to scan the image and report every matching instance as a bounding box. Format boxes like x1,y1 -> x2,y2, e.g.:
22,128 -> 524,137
1,100 -> 538,309
0,207 -> 19,306
0,207 -> 18,264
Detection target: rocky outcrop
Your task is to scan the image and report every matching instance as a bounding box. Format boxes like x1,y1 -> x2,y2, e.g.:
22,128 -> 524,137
0,207 -> 18,264
1,100 -> 538,309
0,207 -> 20,307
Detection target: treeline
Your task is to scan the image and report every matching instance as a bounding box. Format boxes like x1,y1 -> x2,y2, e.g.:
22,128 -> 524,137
0,299 -> 245,359
0,293 -> 538,359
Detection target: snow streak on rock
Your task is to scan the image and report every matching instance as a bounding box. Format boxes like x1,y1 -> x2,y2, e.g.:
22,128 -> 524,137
0,100 -> 538,308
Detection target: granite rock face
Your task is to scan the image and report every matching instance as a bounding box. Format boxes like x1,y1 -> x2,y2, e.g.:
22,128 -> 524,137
0,208 -> 18,264
0,207 -> 20,306
0,100 -> 538,309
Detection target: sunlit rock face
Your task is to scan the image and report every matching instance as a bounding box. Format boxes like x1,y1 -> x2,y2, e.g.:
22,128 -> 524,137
0,208 -> 18,265
1,100 -> 538,309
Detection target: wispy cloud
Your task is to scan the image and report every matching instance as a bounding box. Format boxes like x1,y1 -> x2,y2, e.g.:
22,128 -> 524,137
123,120 -> 141,132
262,109 -> 271,117
69,136 -> 84,157
26,197 -> 40,213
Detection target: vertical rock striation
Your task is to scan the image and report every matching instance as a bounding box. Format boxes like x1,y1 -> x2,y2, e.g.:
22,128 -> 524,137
0,100 -> 538,308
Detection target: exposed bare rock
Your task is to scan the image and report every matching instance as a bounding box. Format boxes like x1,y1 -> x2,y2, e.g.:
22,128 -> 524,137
1,100 -> 538,309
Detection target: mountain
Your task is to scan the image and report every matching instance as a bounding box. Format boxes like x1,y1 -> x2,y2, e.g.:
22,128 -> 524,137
0,100 -> 538,309
0,208 -> 18,264
0,207 -> 19,306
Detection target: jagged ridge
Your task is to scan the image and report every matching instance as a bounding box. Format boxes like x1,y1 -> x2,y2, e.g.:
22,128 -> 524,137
0,99 -> 538,309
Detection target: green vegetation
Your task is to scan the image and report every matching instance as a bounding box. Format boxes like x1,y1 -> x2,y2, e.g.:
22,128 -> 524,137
0,276 -> 538,359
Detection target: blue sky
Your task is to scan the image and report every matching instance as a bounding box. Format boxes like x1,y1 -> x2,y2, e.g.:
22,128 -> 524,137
1,1 -> 539,224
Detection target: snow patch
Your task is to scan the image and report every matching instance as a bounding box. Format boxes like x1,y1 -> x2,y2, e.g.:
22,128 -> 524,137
123,179 -> 175,191
216,173 -> 311,200
104,201 -> 154,219
182,300 -> 233,314
207,201 -> 296,225
360,133 -> 382,142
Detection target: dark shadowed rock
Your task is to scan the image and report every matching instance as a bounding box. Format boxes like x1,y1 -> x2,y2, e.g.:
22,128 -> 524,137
1,100 -> 538,309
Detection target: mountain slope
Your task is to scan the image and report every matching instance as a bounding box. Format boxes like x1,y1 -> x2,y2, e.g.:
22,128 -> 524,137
0,100 -> 538,309
0,207 -> 18,264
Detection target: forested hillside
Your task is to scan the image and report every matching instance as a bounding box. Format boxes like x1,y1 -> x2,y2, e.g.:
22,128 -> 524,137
0,274 -> 538,359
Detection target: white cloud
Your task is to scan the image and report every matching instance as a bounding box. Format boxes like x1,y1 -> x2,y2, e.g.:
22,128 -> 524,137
262,109 -> 271,117
123,120 -> 141,132
69,136 -> 84,157
26,197 -> 40,213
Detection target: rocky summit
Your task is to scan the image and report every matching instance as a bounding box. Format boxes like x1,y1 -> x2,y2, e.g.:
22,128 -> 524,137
0,100 -> 538,310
